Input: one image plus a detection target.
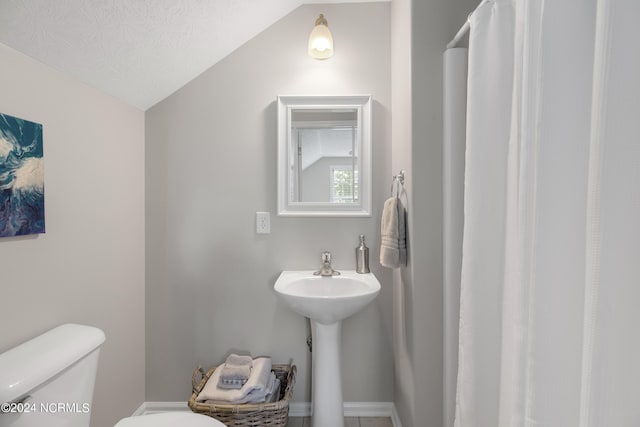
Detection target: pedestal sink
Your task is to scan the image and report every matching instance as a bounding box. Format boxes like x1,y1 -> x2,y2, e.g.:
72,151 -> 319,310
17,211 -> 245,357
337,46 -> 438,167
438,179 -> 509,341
274,271 -> 381,427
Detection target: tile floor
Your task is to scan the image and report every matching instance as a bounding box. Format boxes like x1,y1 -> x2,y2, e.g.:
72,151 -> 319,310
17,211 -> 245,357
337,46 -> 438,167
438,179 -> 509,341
287,417 -> 393,427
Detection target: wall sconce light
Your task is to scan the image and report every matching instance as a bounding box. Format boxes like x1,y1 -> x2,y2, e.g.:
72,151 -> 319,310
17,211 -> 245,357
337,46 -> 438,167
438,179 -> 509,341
308,14 -> 334,59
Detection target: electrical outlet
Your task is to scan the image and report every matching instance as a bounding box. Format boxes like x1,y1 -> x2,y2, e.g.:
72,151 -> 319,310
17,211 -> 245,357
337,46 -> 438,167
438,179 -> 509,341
256,212 -> 270,234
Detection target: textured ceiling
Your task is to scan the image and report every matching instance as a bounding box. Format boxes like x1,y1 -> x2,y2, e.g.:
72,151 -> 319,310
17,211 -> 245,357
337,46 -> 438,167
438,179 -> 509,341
0,0 -> 386,111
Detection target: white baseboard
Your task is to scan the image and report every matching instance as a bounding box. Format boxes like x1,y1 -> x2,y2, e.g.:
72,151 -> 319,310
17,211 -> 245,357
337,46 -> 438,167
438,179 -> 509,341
390,404 -> 403,427
134,401 -> 401,426
132,401 -> 190,416
289,401 -> 395,418
288,402 -> 311,417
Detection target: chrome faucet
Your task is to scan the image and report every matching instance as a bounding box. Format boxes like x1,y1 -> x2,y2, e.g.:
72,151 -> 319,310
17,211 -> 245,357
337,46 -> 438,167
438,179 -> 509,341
314,251 -> 340,276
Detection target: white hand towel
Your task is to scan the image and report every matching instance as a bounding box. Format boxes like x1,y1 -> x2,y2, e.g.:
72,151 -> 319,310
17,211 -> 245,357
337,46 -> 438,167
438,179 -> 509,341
380,197 -> 407,268
196,357 -> 273,404
241,372 -> 276,404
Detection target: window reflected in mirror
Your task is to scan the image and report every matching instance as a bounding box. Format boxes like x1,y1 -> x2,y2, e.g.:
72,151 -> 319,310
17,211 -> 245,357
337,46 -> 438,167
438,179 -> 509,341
290,109 -> 358,204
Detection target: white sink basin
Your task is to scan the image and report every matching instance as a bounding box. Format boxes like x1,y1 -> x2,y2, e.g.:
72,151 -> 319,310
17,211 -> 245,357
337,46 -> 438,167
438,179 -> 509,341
274,270 -> 381,325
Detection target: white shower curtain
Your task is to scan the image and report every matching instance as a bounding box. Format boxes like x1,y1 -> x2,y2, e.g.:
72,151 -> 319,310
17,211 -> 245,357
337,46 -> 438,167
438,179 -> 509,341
454,0 -> 640,426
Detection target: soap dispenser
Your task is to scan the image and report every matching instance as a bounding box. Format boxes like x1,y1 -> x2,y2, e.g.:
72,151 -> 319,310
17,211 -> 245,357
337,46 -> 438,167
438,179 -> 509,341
355,235 -> 370,274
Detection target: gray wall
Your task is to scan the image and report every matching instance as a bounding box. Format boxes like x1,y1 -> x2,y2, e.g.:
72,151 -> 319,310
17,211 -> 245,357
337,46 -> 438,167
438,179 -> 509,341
145,3 -> 393,403
389,0 -> 414,424
0,43 -> 146,427
390,0 -> 476,426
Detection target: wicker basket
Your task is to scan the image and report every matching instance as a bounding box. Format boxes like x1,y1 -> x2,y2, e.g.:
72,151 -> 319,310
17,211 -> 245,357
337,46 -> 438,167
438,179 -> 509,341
188,363 -> 296,427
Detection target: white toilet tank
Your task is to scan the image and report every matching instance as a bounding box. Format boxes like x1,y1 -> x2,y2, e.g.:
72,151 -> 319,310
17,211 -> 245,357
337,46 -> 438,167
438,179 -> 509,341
0,324 -> 105,427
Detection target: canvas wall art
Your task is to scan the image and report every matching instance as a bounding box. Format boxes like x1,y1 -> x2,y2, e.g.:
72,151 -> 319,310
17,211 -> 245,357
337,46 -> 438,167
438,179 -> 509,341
0,113 -> 45,237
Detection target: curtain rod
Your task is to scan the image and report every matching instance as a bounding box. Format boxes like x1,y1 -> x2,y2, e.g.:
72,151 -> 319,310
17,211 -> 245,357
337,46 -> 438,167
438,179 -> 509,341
446,20 -> 471,49
446,0 -> 491,49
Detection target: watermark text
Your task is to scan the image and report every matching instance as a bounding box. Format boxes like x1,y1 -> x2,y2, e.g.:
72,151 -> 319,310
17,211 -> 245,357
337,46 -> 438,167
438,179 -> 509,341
1,402 -> 90,414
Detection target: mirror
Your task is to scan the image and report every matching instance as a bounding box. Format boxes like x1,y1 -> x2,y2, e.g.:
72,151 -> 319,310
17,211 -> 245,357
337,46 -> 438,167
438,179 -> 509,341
277,95 -> 372,217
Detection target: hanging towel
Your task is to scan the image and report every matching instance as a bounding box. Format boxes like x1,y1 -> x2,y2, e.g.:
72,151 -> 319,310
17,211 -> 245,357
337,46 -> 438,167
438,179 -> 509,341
380,197 -> 407,268
398,198 -> 407,266
196,357 -> 273,404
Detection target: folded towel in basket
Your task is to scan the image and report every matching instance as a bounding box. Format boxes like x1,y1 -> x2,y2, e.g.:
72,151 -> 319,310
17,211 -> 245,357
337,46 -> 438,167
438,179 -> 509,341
265,374 -> 281,403
217,375 -> 248,389
224,353 -> 253,367
196,356 -> 273,404
218,354 -> 253,389
235,371 -> 278,404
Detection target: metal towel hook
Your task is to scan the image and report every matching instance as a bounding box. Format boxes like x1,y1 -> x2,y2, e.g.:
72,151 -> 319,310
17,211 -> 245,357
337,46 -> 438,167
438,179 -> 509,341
391,170 -> 405,199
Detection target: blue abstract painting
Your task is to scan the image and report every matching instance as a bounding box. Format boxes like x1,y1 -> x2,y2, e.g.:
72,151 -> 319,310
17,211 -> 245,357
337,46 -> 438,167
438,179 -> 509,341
0,113 -> 45,237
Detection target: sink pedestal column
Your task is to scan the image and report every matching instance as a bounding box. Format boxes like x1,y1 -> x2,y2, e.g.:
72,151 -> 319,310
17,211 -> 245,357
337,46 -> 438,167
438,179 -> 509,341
310,320 -> 344,427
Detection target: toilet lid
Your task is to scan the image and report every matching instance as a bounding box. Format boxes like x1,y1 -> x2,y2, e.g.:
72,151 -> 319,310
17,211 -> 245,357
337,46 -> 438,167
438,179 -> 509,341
114,412 -> 225,427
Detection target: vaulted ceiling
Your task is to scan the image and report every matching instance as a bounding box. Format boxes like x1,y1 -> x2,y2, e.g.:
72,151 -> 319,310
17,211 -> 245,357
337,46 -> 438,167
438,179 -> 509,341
0,0 -> 386,110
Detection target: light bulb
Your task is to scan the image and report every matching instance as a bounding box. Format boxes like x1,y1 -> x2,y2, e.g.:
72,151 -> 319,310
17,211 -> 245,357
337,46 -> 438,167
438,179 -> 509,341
308,14 -> 334,59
